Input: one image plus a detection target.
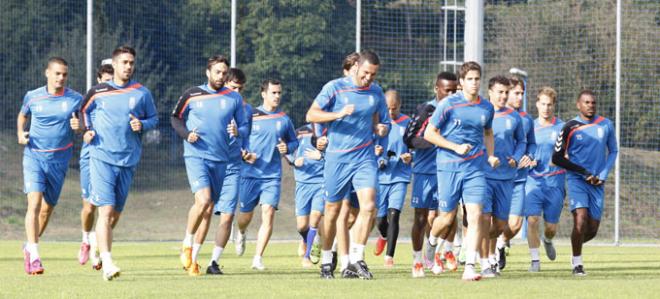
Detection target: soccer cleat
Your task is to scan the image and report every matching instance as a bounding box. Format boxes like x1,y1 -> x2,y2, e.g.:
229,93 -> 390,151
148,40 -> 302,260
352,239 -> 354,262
91,258 -> 102,271
23,245 -> 31,274
384,256 -> 394,268
462,265 -> 482,281
188,263 -> 201,276
89,233 -> 101,270
529,260 -> 540,272
206,261 -> 223,275
412,262 -> 425,278
480,266 -> 497,278
498,246 -> 507,270
330,251 -> 338,272
374,237 -> 387,256
352,260 -> 373,280
444,251 -> 458,272
235,232 -> 246,256
180,246 -> 192,270
424,240 -> 437,269
491,263 -> 501,276
310,241 -> 321,264
29,259 -> 45,275
78,242 -> 91,265
341,267 -> 359,279
572,265 -> 587,276
251,257 -> 265,271
320,263 -> 334,279
543,237 -> 557,261
302,257 -> 313,268
431,253 -> 445,275
298,241 -> 306,257
102,263 -> 120,281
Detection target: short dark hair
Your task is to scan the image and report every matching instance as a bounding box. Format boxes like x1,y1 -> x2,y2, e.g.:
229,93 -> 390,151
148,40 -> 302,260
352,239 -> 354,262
357,50 -> 380,66
488,75 -> 511,90
509,76 -> 525,91
112,46 -> 136,59
436,71 -> 458,85
458,61 -> 481,79
96,64 -> 114,80
260,79 -> 281,92
226,68 -> 246,85
47,57 -> 68,67
577,89 -> 595,101
207,55 -> 229,70
343,52 -> 360,71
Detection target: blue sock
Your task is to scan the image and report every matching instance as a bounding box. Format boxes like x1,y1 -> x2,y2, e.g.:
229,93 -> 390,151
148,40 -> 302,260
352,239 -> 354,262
304,228 -> 318,258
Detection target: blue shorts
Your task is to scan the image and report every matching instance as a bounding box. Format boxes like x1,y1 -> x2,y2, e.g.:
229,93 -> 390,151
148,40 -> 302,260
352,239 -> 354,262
437,170 -> 486,212
509,180 -> 526,216
411,173 -> 438,210
295,182 -> 326,216
80,157 -> 91,200
214,162 -> 240,215
324,159 -> 378,203
239,178 -> 281,213
346,187 -> 360,209
377,182 -> 408,217
185,157 -> 227,204
89,158 -> 136,212
567,178 -> 604,220
23,155 -> 68,206
524,180 -> 565,223
484,179 -> 514,221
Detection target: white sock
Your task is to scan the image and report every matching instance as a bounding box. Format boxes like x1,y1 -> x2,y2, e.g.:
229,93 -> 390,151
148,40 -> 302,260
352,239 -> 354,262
349,243 -> 365,263
572,255 -> 583,267
488,254 -> 497,265
253,255 -> 262,264
428,235 -> 438,246
26,242 -> 40,262
210,246 -> 224,264
530,248 -> 540,261
496,236 -> 506,249
183,233 -> 194,247
82,231 -> 90,244
331,239 -> 338,252
340,255 -> 349,271
192,243 -> 202,262
313,234 -> 320,244
100,251 -> 113,266
465,250 -> 477,265
444,241 -> 454,253
321,250 -> 333,264
413,251 -> 423,263
89,232 -> 97,247
480,258 -> 490,270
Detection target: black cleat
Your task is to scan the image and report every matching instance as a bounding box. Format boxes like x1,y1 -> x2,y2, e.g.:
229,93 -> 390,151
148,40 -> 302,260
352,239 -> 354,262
330,251 -> 338,272
341,266 -> 359,279
206,261 -> 224,275
498,246 -> 506,270
320,263 -> 334,279
572,265 -> 587,276
351,260 -> 373,280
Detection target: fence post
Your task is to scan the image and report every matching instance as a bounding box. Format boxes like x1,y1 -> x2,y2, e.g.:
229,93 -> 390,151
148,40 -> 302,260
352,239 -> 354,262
356,0 -> 361,52
614,0 -> 622,246
86,0 -> 93,91
231,0 -> 237,67
463,0 -> 484,65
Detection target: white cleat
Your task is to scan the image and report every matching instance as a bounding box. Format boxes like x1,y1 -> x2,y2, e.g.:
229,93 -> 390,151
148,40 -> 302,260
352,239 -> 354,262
480,266 -> 497,278
251,257 -> 265,271
235,231 -> 246,256
412,262 -> 425,278
102,263 -> 121,281
462,265 -> 482,281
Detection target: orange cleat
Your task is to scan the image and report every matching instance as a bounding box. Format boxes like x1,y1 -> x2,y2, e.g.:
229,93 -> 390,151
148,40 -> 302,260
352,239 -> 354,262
373,237 -> 387,256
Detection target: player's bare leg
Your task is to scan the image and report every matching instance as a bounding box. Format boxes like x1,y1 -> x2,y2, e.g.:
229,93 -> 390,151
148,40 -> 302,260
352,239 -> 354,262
181,187 -> 212,273
37,199 -> 54,237
320,201 -> 341,278
96,205 -> 120,280
252,204 -> 275,270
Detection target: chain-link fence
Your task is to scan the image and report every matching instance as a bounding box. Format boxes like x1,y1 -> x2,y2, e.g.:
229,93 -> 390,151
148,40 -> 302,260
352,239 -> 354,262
1,0 -> 657,244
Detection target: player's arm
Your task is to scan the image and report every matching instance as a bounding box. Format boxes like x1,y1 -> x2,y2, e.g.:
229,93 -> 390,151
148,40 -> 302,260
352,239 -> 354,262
16,112 -> 29,145
284,119 -> 300,154
423,105 -> 471,154
598,122 -> 619,181
80,88 -> 98,143
137,92 -> 159,131
512,117 -> 527,163
374,94 -> 391,137
234,98 -> 249,139
526,123 -> 537,160
170,92 -> 193,140
408,104 -> 435,149
306,101 -> 352,123
552,121 -> 592,177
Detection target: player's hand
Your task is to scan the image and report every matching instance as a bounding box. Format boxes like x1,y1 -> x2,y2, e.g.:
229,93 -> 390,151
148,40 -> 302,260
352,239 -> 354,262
304,148 -> 322,160
316,136 -> 328,151
187,128 -> 199,143
488,155 -> 500,168
242,150 -> 257,164
17,131 -> 29,145
586,175 -> 603,186
129,114 -> 142,132
518,155 -> 532,168
83,130 -> 96,144
374,145 -> 384,156
277,138 -> 288,154
69,112 -> 81,131
453,143 -> 473,155
294,157 -> 305,167
508,157 -> 517,168
400,152 -> 412,164
374,124 -> 388,137
528,159 -> 538,168
227,120 -> 238,137
339,104 -> 355,118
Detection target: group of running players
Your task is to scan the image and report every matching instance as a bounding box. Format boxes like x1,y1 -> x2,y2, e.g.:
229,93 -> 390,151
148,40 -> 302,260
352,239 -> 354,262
17,46 -> 617,281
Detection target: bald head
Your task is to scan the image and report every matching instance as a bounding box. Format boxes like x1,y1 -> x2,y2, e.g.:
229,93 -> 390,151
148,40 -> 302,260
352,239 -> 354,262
385,89 -> 401,120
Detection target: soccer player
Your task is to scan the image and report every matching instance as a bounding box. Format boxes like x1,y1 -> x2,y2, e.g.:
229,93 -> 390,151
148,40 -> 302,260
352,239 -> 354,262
480,76 -> 526,278
307,50 -> 390,280
171,56 -> 247,276
525,87 -> 565,272
236,79 -> 298,271
17,57 -> 82,275
74,61 -> 114,270
408,71 -> 458,278
81,46 -> 159,280
423,61 -> 498,281
552,90 -> 618,276
373,89 -> 412,267
496,76 -> 536,269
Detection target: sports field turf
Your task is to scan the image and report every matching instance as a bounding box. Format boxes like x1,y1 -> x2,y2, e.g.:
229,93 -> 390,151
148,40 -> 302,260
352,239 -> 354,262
1,241 -> 659,298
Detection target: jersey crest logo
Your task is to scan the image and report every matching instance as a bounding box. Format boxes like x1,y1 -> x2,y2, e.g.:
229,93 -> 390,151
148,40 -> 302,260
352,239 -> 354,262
61,101 -> 68,112
220,99 -> 227,109
369,95 -> 374,106
597,127 -> 604,138
481,114 -> 486,126
253,124 -> 260,131
276,121 -> 282,131
35,104 -> 43,112
399,126 -> 405,135
342,95 -> 349,104
196,101 -> 203,108
128,97 -> 136,109
506,119 -> 512,130
576,134 -> 583,140
551,132 -> 558,141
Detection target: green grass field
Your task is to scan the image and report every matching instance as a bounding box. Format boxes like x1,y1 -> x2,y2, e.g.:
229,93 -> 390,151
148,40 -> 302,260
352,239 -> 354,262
1,241 -> 659,298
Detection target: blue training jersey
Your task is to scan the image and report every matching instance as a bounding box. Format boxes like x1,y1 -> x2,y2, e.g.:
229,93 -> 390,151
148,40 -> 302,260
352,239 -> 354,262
313,77 -> 391,163
529,117 -> 566,188
81,80 -> 159,167
553,115 -> 618,181
377,114 -> 412,184
171,84 -> 248,162
241,106 -> 298,179
514,111 -> 537,182
228,102 -> 253,162
20,86 -> 82,162
428,92 -> 495,172
412,99 -> 439,175
289,124 -> 324,184
487,107 -> 526,180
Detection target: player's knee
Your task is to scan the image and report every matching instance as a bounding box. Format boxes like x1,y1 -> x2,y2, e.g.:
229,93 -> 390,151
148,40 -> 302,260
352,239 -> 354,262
527,216 -> 540,227
359,201 -> 376,213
